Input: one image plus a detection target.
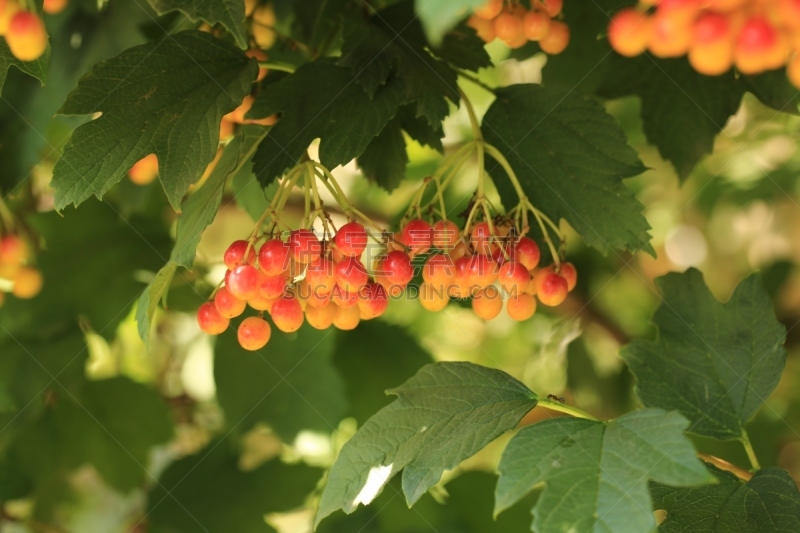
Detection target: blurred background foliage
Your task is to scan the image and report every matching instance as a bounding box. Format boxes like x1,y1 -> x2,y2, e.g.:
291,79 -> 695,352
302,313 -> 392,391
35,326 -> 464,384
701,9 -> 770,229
0,1 -> 799,532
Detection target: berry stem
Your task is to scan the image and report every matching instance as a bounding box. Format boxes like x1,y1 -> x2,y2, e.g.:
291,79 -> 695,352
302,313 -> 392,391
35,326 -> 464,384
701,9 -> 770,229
740,430 -> 761,471
256,61 -> 297,73
312,163 -> 380,231
457,71 -> 496,94
538,397 -> 599,421
0,197 -> 15,231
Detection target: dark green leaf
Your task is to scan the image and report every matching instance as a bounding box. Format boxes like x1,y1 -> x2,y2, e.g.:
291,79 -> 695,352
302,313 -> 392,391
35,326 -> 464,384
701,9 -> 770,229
482,83 -> 652,255
0,40 -> 49,94
435,24 -> 492,72
743,69 -> 800,115
315,362 -> 538,527
597,55 -> 744,180
214,324 -> 346,441
148,441 -> 321,533
293,0 -> 349,50
148,0 -> 248,49
135,261 -> 178,347
332,321 -> 434,424
251,58 -> 406,186
621,269 -> 786,440
52,30 -> 257,210
339,1 -> 459,126
414,0 -> 483,46
652,464 -> 800,532
495,409 -> 713,533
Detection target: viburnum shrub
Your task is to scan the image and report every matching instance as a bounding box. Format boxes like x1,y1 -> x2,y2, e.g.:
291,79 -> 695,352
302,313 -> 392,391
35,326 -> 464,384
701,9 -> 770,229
2,0 -> 800,531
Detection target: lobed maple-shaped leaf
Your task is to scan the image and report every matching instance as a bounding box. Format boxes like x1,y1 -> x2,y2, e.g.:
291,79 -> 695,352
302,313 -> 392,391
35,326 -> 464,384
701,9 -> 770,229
250,58 -> 406,186
481,84 -> 652,255
147,0 -> 248,49
0,40 -> 49,93
597,55 -> 744,181
414,0 -> 485,46
52,30 -> 257,211
621,268 -> 786,440
339,1 -> 459,127
495,409 -> 713,533
315,362 -> 538,527
652,463 -> 800,532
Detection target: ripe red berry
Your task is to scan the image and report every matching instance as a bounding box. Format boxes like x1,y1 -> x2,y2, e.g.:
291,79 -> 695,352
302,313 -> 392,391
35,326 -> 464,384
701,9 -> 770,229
608,8 -> 651,57
289,229 -> 321,264
334,256 -> 368,293
258,239 -> 290,275
0,235 -> 27,265
648,12 -> 691,58
466,253 -> 498,289
513,237 -> 540,270
306,303 -> 337,330
330,284 -> 359,308
305,257 -> 335,293
451,256 -> 474,298
256,270 -> 287,300
298,279 -> 332,308
734,17 -> 786,74
271,295 -> 304,332
237,316 -> 271,351
214,286 -> 246,318
534,269 -> 569,306
689,12 -> 734,75
422,254 -> 455,287
471,221 -> 494,255
399,219 -> 433,255
333,221 -> 368,257
472,286 -> 503,320
333,304 -> 360,330
357,282 -> 388,320
379,250 -> 414,287
224,240 -> 256,270
432,220 -> 460,250
557,262 -> 577,291
6,11 -> 48,62
506,293 -> 537,321
197,302 -> 230,335
227,264 -> 259,300
523,9 -> 551,41
498,261 -> 531,296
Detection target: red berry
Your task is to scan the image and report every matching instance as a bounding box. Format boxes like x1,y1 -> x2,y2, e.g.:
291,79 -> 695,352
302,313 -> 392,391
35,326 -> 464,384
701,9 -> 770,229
471,221 -> 494,255
298,279 -> 332,308
330,284 -> 359,308
422,254 -> 455,287
197,302 -> 230,335
227,264 -> 259,300
498,261 -> 531,296
432,220 -> 460,250
399,219 -> 433,255
214,286 -> 246,318
534,269 -> 568,306
305,257 -> 335,293
224,240 -> 256,270
735,17 -> 786,74
466,253 -> 498,289
472,286 -> 503,320
334,221 -> 368,257
6,11 -> 47,62
271,295 -> 304,332
238,316 -> 271,350
257,270 -> 287,300
557,262 -> 577,291
378,250 -> 414,287
334,256 -> 368,293
513,237 -> 540,270
357,283 -> 389,320
507,293 -> 537,321
0,235 -> 27,265
289,229 -> 322,264
451,256 -> 474,298
258,239 -> 290,275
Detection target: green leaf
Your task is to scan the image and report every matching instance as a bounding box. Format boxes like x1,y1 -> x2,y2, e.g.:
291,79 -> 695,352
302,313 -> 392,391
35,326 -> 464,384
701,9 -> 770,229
52,30 -> 257,211
293,0 -> 349,50
0,40 -> 49,93
743,69 -> 800,115
148,0 -> 248,49
9,377 -> 173,492
251,58 -> 406,186
214,324 -> 347,441
435,24 -> 492,72
620,269 -> 787,440
339,1 -> 459,126
315,362 -> 538,527
481,84 -> 652,255
135,261 -> 178,347
357,105 -> 443,191
0,202 -> 171,341
148,441 -> 321,533
495,409 -> 714,533
332,321 -> 434,425
414,0 -> 483,46
597,56 -> 744,181
652,464 -> 800,532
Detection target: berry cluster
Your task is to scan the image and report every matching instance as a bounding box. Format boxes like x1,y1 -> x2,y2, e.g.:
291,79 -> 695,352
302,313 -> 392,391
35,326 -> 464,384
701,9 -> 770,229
0,0 -> 60,63
197,216 -> 577,351
467,0 -> 570,54
609,0 -> 800,86
0,234 -> 43,307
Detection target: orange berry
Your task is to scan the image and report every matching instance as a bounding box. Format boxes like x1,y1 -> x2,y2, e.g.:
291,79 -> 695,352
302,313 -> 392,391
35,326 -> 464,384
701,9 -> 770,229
6,11 -> 47,62
43,0 -> 67,15
248,293 -> 277,312
245,48 -> 268,81
537,0 -> 562,18
506,293 -> 537,321
648,13 -> 691,58
0,234 -> 27,265
197,302 -> 230,335
523,9 -> 551,41
534,269 -> 568,306
689,12 -> 734,75
271,295 -> 304,333
215,286 -> 246,319
608,8 -> 651,57
333,304 -> 360,330
128,154 -> 159,185
498,261 -> 531,296
474,0 -> 503,20
252,4 -> 276,48
0,0 -> 20,35
11,266 -> 42,299
472,286 -> 503,320
419,282 -> 449,312
306,303 -> 336,330
557,262 -> 577,291
358,282 -> 389,320
539,20 -> 570,55
734,17 -> 788,74
467,15 -> 496,43
423,253 -> 455,287
788,54 -> 800,89
219,118 -> 235,141
493,10 -> 524,46
238,316 -> 271,350
432,219 -> 460,250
